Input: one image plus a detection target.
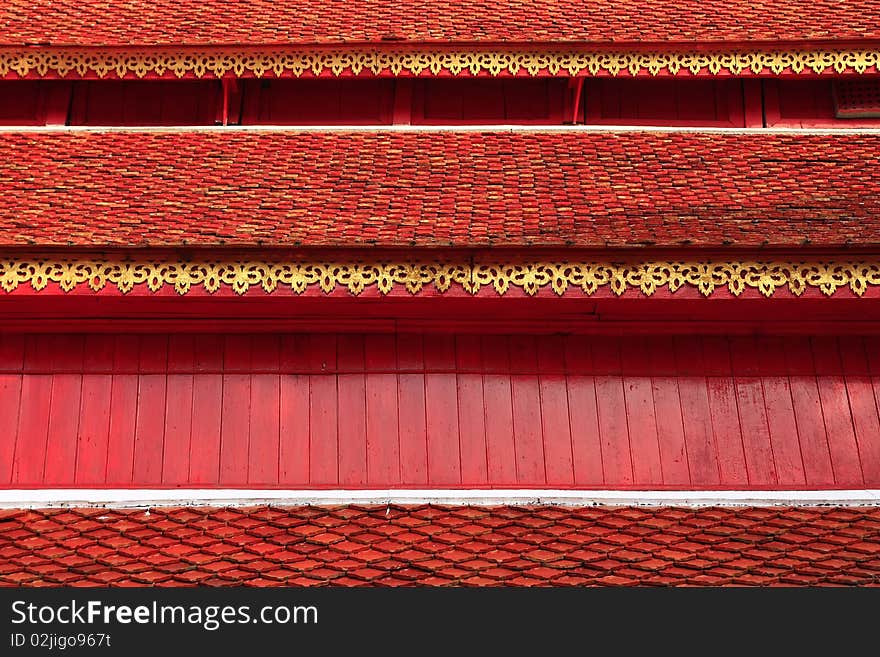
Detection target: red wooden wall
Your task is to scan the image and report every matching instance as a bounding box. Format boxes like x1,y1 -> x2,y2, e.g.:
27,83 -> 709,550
1,332 -> 878,490
2,77 -> 878,126
584,79 -> 748,127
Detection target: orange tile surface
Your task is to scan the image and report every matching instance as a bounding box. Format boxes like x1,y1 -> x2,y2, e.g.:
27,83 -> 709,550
1,131 -> 878,249
1,505 -> 878,586
0,1 -> 878,45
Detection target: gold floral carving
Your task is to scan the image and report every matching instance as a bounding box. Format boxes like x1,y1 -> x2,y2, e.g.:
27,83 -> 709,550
0,47 -> 877,79
0,258 -> 878,298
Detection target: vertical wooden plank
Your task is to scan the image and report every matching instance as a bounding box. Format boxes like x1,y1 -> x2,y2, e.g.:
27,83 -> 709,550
13,338 -> 52,484
536,336 -> 573,486
424,334 -> 461,485
337,334 -> 367,486
481,335 -> 517,485
858,337 -> 880,487
728,336 -> 777,487
812,337 -> 864,487
592,337 -> 633,486
249,335 -> 280,486
455,335 -> 487,486
188,335 -> 223,485
509,335 -> 545,485
76,335 -> 115,485
105,335 -> 140,485
0,334 -> 24,373
0,335 -> 24,484
757,336 -> 805,487
563,335 -> 603,486
279,335 -> 310,486
366,334 -> 401,486
397,334 -> 428,485
132,334 -> 167,485
308,334 -> 338,485
701,336 -> 749,486
785,337 -> 835,487
219,335 -> 251,486
619,337 -> 662,486
44,335 -> 85,485
162,335 -> 195,486
647,336 -> 689,486
674,337 -> 720,487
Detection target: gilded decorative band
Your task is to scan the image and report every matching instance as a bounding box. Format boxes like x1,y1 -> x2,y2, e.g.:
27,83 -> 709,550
1,258 -> 878,298
0,47 -> 877,79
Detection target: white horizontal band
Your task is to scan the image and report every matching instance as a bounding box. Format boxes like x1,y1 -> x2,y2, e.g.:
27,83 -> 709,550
0,125 -> 878,135
0,489 -> 878,509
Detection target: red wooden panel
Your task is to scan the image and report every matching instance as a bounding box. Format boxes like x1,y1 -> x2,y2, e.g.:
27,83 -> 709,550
242,79 -> 394,125
162,335 -> 194,485
537,336 -> 574,486
44,335 -> 84,485
366,335 -> 401,486
308,335 -> 338,485
482,335 -> 517,485
593,338 -> 633,486
563,335 -> 603,486
812,337 -> 864,487
337,335 -> 367,486
414,79 -> 564,125
729,336 -> 777,487
861,338 -> 880,487
646,337 -> 690,486
279,335 -> 310,485
188,335 -> 224,485
701,336 -> 748,486
69,80 -> 219,126
0,81 -> 43,124
76,335 -> 115,485
132,335 -> 167,485
397,334 -> 428,485
785,337 -> 835,487
424,335 -> 461,485
5,331 -> 879,491
586,79 -> 744,127
456,335 -> 487,486
105,336 -> 140,485
674,337 -> 719,486
249,336 -> 280,485
0,335 -> 24,484
219,335 -> 251,485
510,335 -> 546,485
757,337 -> 806,487
619,337 -> 663,486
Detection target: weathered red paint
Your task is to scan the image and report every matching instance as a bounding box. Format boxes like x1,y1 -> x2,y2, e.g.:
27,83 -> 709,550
1,332 -> 877,490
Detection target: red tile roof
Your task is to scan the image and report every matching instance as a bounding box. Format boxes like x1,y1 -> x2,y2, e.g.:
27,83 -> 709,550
1,130 -> 878,250
1,505 -> 878,586
1,1 -> 879,46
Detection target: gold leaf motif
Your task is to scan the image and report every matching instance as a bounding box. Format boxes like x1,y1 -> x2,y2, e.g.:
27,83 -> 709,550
0,257 -> 879,300
0,47 -> 876,80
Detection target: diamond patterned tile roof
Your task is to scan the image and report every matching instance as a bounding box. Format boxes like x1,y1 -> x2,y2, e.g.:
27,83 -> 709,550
1,505 -> 878,586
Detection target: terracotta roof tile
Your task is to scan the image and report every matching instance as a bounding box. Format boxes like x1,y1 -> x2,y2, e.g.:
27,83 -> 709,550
1,130 -> 878,249
0,505 -> 877,586
1,1 -> 879,46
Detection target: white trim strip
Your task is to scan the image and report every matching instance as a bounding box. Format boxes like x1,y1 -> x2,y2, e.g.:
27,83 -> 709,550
1,489 -> 878,509
0,125 -> 878,135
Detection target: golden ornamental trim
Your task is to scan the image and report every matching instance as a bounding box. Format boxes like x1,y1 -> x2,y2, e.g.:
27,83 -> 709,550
1,258 -> 878,298
0,47 -> 878,79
